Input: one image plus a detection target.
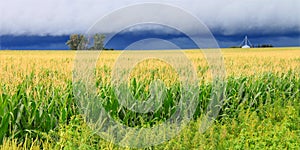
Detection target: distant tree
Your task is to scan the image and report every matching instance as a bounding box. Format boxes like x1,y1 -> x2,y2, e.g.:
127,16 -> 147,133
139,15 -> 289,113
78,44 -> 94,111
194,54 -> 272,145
66,34 -> 90,50
261,44 -> 273,48
78,35 -> 88,50
66,34 -> 80,50
104,48 -> 114,51
229,46 -> 241,48
255,44 -> 273,48
93,34 -> 105,50
66,33 -> 111,50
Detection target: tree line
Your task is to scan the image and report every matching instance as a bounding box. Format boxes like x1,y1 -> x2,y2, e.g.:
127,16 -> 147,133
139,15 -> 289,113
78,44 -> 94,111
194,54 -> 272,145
65,34 -> 114,50
230,44 -> 273,48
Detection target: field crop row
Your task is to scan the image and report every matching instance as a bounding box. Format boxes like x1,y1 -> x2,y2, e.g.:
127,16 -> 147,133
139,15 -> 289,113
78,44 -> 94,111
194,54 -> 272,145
0,48 -> 299,149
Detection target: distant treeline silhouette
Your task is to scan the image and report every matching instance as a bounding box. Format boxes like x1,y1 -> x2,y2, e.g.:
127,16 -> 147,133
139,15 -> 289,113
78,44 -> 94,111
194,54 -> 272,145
66,34 -> 114,50
230,44 -> 273,48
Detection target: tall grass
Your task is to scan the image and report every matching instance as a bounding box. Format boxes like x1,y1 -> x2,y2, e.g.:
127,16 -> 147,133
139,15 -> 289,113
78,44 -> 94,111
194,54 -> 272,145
0,49 -> 299,149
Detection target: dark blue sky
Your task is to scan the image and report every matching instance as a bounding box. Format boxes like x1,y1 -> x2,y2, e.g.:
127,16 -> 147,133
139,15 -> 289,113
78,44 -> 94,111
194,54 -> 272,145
0,35 -> 70,50
1,31 -> 299,50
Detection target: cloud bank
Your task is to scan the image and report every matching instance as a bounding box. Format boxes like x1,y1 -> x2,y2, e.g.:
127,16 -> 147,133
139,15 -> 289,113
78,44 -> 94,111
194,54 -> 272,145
1,0 -> 299,36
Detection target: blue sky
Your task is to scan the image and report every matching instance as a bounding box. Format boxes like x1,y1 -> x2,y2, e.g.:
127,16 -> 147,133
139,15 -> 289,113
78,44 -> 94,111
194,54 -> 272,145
1,0 -> 299,50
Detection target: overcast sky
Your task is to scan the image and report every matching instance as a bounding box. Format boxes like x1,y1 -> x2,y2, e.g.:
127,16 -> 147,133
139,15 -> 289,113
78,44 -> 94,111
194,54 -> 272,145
1,0 -> 300,49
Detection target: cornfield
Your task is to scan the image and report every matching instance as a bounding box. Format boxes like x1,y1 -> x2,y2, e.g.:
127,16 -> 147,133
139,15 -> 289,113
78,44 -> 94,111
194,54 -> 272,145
0,48 -> 299,149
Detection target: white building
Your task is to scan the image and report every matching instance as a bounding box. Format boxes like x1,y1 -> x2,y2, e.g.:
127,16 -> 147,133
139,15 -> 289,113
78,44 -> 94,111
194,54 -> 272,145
240,36 -> 252,48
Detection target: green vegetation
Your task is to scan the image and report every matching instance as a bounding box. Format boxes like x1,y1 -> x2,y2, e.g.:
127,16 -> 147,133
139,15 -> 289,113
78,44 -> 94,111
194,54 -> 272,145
0,49 -> 299,149
66,34 -> 88,50
66,34 -> 110,50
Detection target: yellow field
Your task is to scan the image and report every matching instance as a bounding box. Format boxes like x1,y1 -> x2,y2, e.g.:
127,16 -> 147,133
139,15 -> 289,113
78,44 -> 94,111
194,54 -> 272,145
0,47 -> 299,149
1,48 -> 299,85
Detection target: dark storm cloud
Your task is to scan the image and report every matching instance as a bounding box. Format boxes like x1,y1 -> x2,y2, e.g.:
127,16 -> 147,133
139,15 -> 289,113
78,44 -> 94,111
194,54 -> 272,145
1,0 -> 299,36
0,0 -> 299,49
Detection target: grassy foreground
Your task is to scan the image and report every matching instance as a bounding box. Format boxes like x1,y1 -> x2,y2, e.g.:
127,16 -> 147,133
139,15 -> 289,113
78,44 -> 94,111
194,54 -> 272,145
0,48 -> 299,149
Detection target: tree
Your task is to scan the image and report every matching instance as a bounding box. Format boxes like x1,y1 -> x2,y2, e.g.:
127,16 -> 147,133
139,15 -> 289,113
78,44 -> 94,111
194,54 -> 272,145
229,46 -> 241,48
93,34 -> 105,50
66,34 -> 89,50
78,35 -> 88,50
66,34 -> 80,50
66,33 -> 109,50
255,44 -> 274,48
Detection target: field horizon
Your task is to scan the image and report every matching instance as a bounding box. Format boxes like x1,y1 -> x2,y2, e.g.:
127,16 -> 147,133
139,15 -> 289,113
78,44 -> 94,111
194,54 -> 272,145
2,46 -> 300,51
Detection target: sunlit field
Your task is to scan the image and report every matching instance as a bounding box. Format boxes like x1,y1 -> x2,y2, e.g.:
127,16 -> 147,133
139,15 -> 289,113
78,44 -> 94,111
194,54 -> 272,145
0,48 -> 299,149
